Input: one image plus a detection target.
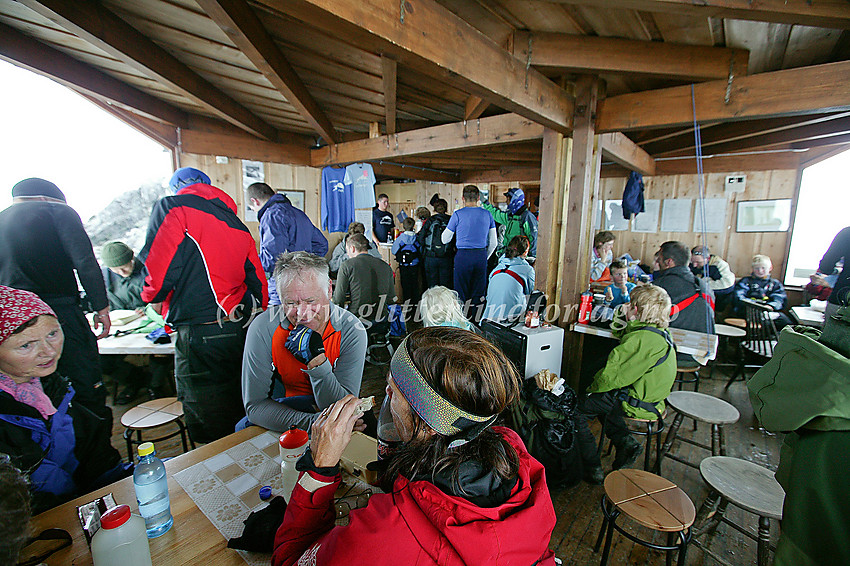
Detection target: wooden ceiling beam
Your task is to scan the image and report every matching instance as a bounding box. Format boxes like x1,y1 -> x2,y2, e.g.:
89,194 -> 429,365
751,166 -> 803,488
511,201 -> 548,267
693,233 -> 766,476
0,21 -> 188,128
179,128 -> 310,165
512,31 -> 748,82
645,112 -> 850,155
312,113 -> 545,166
195,0 -> 338,143
370,161 -> 459,183
548,0 -> 850,29
20,0 -> 278,140
598,61 -> 850,132
792,133 -> 850,150
273,0 -> 574,133
381,55 -> 397,136
80,93 -> 179,149
461,167 -> 543,183
599,132 -> 656,175
465,95 -> 489,120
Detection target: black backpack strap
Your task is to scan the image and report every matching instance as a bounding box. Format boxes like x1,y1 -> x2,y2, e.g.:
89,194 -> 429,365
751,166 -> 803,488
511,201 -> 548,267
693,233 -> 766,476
615,388 -> 663,420
636,326 -> 675,369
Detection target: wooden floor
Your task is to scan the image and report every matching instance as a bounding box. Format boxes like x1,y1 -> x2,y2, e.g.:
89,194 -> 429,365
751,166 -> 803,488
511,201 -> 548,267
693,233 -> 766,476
107,346 -> 781,566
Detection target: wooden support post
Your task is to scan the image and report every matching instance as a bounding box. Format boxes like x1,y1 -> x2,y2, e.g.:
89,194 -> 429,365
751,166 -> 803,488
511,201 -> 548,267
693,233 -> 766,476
536,128 -> 568,301
559,75 -> 602,390
369,122 -> 381,138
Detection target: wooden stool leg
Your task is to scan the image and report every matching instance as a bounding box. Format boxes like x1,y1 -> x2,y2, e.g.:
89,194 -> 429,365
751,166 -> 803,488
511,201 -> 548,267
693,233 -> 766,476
757,515 -> 771,566
676,371 -> 683,391
706,497 -> 730,536
123,428 -> 134,464
657,412 -> 684,474
711,424 -> 721,456
693,369 -> 700,393
719,425 -> 728,456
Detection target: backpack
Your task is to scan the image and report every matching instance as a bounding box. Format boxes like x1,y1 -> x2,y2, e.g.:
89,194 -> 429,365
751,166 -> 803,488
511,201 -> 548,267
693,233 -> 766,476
395,240 -> 420,267
423,215 -> 452,258
506,379 -> 583,489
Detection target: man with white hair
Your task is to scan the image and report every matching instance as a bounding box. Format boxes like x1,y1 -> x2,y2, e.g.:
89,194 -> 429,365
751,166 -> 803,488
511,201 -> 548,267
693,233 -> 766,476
242,252 -> 367,431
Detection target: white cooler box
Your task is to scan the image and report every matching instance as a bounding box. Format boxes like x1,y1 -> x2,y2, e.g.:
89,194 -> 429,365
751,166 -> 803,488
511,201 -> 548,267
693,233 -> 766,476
479,320 -> 564,379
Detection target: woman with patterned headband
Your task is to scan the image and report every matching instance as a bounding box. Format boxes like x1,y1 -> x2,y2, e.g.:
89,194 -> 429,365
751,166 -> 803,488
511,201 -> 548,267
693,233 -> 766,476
271,327 -> 557,566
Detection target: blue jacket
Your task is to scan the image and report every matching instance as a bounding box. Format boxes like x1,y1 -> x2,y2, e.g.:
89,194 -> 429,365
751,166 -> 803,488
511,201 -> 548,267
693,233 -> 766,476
735,276 -> 787,312
391,232 -> 420,266
259,194 -> 328,303
483,256 -> 535,321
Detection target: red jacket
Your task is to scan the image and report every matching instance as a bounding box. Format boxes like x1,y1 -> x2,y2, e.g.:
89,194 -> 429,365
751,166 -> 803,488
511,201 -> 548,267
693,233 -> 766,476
273,427 -> 557,566
139,183 -> 268,325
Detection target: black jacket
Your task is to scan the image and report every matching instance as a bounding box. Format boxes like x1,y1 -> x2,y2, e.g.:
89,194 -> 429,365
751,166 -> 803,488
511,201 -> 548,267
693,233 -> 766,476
0,373 -> 121,513
819,226 -> 850,306
654,266 -> 715,336
0,201 -> 107,310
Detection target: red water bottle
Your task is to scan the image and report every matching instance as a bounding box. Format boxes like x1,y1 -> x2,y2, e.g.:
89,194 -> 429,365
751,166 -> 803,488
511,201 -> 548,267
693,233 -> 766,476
578,289 -> 593,324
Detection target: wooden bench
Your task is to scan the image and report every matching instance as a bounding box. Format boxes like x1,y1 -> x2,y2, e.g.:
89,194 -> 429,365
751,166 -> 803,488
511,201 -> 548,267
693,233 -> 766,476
594,469 -> 696,566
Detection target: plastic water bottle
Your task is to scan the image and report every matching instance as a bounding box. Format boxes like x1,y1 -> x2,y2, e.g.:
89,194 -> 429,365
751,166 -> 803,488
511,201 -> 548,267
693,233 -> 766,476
377,396 -> 402,461
279,426 -> 309,503
133,442 -> 173,538
91,504 -> 152,566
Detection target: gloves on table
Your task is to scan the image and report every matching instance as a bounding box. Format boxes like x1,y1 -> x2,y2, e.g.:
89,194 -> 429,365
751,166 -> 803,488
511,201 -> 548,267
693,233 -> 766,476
285,325 -> 325,365
226,496 -> 287,553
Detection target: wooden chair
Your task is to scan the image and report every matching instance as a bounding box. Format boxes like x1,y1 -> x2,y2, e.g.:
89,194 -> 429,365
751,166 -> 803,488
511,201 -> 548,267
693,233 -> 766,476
594,469 -> 695,566
726,298 -> 778,389
656,391 -> 740,475
694,456 -> 785,566
120,397 -> 194,463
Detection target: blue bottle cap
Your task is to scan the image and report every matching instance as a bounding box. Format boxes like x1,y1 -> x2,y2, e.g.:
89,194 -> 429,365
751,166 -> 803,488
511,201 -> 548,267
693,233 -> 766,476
259,486 -> 272,500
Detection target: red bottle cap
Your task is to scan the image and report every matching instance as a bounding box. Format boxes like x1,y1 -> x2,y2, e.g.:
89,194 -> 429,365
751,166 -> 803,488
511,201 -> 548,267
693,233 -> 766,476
100,504 -> 131,529
279,426 -> 309,449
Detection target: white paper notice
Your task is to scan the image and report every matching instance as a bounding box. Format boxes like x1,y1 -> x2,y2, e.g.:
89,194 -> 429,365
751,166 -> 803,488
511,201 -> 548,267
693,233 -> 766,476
355,208 -> 373,241
242,159 -> 264,223
660,199 -> 692,232
692,198 -> 727,233
604,200 -> 631,231
632,199 -> 660,233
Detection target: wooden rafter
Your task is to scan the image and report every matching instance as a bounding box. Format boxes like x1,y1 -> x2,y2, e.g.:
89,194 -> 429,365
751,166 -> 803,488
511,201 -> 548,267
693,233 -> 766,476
548,0 -> 850,29
597,61 -> 850,132
599,133 -> 656,175
465,95 -> 489,120
196,0 -> 338,143
370,161 -> 459,183
20,0 -> 278,140
0,21 -> 188,128
179,129 -> 310,165
381,55 -> 397,135
273,0 -> 574,133
513,31 -> 748,81
311,114 -> 545,166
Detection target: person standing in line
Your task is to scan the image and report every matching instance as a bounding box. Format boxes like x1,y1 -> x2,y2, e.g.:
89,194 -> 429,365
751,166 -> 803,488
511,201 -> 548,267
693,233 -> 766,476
0,178 -> 111,414
417,198 -> 454,290
392,217 -> 422,309
372,193 -> 395,245
247,182 -> 328,305
441,185 -> 497,313
480,187 -> 538,258
139,167 -> 268,444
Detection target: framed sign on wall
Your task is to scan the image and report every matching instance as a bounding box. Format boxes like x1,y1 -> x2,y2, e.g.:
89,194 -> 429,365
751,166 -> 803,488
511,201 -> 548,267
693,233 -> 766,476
736,199 -> 792,232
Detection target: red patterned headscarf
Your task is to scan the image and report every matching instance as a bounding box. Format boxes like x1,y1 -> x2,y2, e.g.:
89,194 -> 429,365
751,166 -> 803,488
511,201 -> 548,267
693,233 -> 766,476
0,286 -> 57,345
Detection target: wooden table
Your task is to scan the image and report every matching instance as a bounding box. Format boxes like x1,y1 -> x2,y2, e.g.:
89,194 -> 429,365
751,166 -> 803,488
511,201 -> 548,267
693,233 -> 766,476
790,305 -> 825,328
31,426 -> 265,565
571,322 -> 718,360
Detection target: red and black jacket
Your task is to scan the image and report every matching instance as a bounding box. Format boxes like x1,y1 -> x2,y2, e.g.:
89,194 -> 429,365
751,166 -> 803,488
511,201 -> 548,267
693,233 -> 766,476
139,183 -> 268,326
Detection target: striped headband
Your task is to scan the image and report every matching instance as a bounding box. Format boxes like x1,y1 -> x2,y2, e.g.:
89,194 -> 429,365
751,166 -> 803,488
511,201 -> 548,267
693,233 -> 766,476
390,337 -> 496,442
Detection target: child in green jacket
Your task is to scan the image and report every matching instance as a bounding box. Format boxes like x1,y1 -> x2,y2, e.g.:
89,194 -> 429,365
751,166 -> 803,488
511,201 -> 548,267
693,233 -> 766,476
574,284 -> 678,484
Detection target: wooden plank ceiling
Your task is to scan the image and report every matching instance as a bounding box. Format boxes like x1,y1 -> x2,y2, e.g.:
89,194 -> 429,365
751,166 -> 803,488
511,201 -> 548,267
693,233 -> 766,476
0,0 -> 849,181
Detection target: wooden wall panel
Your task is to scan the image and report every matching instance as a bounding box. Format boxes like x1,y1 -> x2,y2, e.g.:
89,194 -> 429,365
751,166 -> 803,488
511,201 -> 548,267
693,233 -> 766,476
598,169 -> 798,280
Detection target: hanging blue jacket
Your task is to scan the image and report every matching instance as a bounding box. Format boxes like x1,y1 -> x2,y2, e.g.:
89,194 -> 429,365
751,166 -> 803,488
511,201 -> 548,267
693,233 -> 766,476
622,171 -> 645,219
259,194 -> 329,303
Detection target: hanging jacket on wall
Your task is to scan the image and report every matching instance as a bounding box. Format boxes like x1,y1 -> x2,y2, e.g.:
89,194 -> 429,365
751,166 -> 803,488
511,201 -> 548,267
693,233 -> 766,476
622,171 -> 645,219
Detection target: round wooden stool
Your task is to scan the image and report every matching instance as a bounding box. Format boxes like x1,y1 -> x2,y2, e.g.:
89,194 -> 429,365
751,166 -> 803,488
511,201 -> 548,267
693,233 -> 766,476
695,457 -> 785,566
657,391 -> 739,475
600,412 -> 667,472
121,397 -> 194,463
594,469 -> 695,566
675,366 -> 701,392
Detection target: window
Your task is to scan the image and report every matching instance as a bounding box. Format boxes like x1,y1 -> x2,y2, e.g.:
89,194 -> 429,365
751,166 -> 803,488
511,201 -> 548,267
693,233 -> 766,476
784,149 -> 850,287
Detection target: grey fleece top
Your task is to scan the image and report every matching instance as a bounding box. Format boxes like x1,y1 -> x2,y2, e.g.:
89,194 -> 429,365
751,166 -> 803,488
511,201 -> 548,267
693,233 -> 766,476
241,303 -> 367,431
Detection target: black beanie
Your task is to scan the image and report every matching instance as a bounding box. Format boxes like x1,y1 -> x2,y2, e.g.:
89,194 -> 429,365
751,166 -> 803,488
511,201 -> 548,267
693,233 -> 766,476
429,193 -> 440,207
12,178 -> 66,202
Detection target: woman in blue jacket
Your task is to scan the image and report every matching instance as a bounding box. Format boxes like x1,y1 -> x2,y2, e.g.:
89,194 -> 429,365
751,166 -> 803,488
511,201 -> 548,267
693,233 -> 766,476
0,286 -> 127,513
483,236 -> 535,321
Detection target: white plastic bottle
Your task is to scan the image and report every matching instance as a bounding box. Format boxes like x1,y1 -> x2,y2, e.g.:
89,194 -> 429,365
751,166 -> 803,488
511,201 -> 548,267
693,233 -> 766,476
133,442 -> 173,538
91,504 -> 153,566
279,426 -> 309,502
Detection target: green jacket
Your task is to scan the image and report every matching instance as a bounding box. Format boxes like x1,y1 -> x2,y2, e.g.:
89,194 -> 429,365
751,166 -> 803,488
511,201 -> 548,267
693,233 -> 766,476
480,201 -> 538,257
586,320 -> 677,419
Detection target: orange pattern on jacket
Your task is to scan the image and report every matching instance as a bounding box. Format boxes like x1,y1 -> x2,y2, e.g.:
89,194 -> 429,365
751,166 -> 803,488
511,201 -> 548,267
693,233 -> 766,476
271,321 -> 342,397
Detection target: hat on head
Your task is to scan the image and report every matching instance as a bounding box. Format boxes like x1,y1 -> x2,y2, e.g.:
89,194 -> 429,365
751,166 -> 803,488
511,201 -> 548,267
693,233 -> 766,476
505,187 -> 525,214
0,286 -> 56,345
11,178 -> 66,202
169,167 -> 210,193
102,242 -> 134,268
